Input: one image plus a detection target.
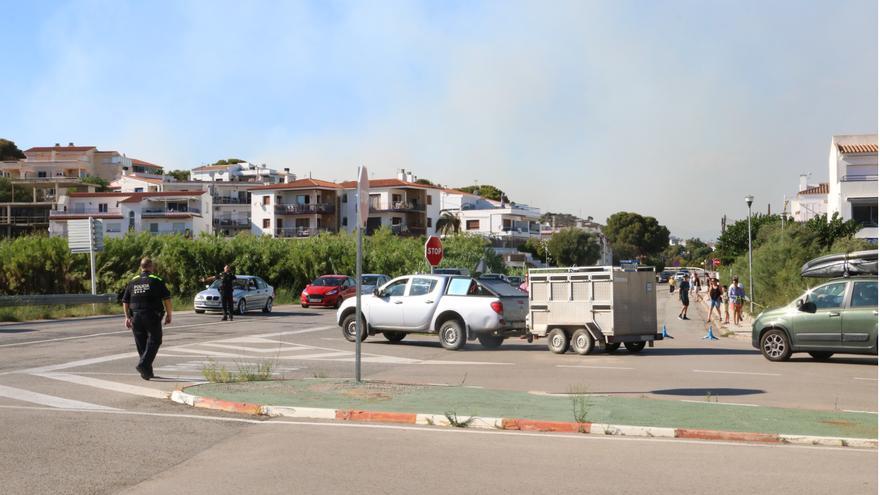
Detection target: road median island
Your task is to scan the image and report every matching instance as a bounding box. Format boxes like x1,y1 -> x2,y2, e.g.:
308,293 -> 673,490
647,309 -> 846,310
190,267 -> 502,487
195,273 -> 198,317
172,379 -> 877,448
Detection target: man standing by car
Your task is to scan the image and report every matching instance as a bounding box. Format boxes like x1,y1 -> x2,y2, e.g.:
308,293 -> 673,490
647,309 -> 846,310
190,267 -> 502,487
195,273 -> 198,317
205,265 -> 237,321
122,258 -> 172,380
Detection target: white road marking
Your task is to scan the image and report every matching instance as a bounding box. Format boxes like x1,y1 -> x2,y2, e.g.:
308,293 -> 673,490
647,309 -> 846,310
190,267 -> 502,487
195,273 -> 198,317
34,372 -> 168,399
11,352 -> 139,375
692,369 -> 780,377
843,410 -> 878,414
680,400 -> 759,407
0,383 -> 117,410
556,365 -> 634,370
199,343 -> 311,353
0,330 -> 130,348
853,377 -> 878,381
0,404 -> 869,453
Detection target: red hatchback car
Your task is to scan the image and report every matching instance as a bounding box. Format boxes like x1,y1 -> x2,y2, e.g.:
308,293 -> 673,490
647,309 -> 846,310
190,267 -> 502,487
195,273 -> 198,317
301,275 -> 357,308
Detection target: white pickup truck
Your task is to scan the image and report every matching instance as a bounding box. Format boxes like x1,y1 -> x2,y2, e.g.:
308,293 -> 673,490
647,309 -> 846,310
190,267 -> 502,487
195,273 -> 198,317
336,274 -> 528,350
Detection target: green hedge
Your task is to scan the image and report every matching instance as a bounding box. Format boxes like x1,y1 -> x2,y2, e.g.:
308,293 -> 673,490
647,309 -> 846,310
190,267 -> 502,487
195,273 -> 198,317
0,229 -> 503,297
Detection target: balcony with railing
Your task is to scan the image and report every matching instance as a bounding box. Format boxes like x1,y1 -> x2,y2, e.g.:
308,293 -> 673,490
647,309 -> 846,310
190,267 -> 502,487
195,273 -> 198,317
275,203 -> 335,215
841,174 -> 878,182
370,200 -> 426,213
50,207 -> 122,218
212,196 -> 250,205
275,227 -> 335,238
213,216 -> 251,228
142,207 -> 202,218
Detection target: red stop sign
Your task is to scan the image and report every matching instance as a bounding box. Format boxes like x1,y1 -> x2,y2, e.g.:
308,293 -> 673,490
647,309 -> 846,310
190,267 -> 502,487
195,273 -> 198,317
425,236 -> 443,266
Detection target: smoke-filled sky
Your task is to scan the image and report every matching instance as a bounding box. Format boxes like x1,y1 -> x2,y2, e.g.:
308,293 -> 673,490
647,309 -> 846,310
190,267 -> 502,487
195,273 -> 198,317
1,0 -> 876,239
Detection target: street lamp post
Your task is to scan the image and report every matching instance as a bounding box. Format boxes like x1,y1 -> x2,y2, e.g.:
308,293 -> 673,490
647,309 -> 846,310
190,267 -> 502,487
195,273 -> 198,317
745,195 -> 754,314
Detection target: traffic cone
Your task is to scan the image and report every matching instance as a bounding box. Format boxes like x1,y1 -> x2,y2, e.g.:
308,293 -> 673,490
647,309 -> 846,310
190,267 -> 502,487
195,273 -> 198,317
661,324 -> 673,339
702,326 -> 719,340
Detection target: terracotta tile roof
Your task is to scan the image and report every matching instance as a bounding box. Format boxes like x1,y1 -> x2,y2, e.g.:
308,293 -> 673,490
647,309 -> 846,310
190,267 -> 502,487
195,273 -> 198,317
69,191 -> 205,202
838,143 -> 878,154
798,183 -> 828,195
192,164 -> 236,172
26,146 -> 97,152
337,178 -> 430,189
124,174 -> 164,184
130,158 -> 163,169
248,178 -> 342,191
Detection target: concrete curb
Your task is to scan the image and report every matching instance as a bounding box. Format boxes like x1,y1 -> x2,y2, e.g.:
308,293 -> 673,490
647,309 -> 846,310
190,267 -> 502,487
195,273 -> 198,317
169,390 -> 877,449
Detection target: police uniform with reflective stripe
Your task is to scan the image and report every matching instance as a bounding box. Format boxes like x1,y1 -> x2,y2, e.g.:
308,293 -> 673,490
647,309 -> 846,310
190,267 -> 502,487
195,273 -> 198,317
122,272 -> 171,376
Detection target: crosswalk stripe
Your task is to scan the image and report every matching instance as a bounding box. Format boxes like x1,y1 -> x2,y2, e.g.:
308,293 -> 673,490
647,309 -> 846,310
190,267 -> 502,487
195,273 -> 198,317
0,383 -> 117,410
35,372 -> 168,399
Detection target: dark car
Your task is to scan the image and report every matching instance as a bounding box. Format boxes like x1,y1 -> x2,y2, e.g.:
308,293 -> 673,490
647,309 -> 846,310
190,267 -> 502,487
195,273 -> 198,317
301,275 -> 356,309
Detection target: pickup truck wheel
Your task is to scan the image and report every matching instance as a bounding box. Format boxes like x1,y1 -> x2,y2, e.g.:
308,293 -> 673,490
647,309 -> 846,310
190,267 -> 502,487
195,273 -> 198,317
341,313 -> 367,342
439,320 -> 466,350
383,331 -> 406,343
477,335 -> 504,349
760,329 -> 791,362
547,328 -> 569,354
570,329 -> 594,355
624,341 -> 646,353
808,351 -> 833,361
604,342 -> 620,353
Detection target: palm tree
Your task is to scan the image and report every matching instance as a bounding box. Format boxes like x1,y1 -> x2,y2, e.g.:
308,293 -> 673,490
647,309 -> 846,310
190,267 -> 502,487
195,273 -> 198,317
435,211 -> 461,236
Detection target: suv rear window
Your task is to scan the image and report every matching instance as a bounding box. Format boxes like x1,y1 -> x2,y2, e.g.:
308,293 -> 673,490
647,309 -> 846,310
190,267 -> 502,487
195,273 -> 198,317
851,281 -> 878,308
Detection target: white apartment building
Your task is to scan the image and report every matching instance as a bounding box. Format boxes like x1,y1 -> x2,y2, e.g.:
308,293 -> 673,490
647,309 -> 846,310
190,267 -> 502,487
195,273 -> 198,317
249,179 -> 342,238
788,174 -> 828,222
190,161 -> 293,184
827,135 -> 878,241
338,177 -> 433,236
49,190 -> 209,238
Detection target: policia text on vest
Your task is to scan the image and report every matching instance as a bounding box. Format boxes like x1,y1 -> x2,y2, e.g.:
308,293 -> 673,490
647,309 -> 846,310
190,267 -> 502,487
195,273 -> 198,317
122,258 -> 173,381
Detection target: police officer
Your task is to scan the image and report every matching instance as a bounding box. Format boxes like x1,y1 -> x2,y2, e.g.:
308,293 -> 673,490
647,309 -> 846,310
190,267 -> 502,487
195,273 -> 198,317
122,257 -> 172,380
204,264 -> 236,321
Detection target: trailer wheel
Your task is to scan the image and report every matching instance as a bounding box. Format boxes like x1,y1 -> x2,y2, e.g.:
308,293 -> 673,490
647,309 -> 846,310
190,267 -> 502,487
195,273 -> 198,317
547,328 -> 569,354
477,335 -> 504,349
570,329 -> 594,355
624,341 -> 646,353
604,342 -> 620,353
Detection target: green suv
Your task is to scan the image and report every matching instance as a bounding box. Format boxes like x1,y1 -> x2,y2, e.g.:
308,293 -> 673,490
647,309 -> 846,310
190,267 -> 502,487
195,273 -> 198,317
752,276 -> 878,361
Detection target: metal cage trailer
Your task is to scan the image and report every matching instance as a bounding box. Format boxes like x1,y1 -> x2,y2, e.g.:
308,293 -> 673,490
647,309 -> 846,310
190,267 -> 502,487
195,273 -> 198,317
527,266 -> 661,354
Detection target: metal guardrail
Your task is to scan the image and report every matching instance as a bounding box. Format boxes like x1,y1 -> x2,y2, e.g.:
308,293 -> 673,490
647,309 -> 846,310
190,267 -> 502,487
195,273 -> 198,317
0,293 -> 118,307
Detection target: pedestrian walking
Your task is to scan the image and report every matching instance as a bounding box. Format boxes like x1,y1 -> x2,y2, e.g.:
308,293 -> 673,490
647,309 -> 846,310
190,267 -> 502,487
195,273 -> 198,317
721,284 -> 730,324
519,273 -> 529,293
122,257 -> 172,380
736,281 -> 746,324
678,276 -> 690,320
694,272 -> 703,301
204,265 -> 237,321
668,276 -> 676,295
729,277 -> 743,325
707,278 -> 723,322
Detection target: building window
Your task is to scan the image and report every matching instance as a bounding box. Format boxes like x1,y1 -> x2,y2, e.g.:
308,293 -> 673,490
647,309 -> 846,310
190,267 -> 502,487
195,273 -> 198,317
392,194 -> 402,205
392,217 -> 402,225
263,218 -> 270,228
852,201 -> 879,228
262,196 -> 270,205
342,217 -> 348,226
105,223 -> 121,233
296,194 -> 311,205
427,217 -> 432,228
427,195 -> 432,205
149,223 -> 159,233
342,193 -> 348,203
172,222 -> 185,233
134,187 -> 144,193
466,220 -> 480,231
38,171 -> 47,178
98,203 -> 108,213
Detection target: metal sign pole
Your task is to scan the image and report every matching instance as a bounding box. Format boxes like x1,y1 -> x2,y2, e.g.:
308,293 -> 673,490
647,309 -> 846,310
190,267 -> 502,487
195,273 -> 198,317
88,217 -> 97,295
354,166 -> 368,383
355,216 -> 363,383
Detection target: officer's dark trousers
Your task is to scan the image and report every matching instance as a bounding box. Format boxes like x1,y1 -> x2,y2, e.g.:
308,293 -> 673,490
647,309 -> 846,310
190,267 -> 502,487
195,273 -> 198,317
221,292 -> 234,319
131,311 -> 163,372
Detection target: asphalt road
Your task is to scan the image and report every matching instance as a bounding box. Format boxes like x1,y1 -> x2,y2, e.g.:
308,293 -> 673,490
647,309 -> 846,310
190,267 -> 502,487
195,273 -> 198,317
0,294 -> 876,494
